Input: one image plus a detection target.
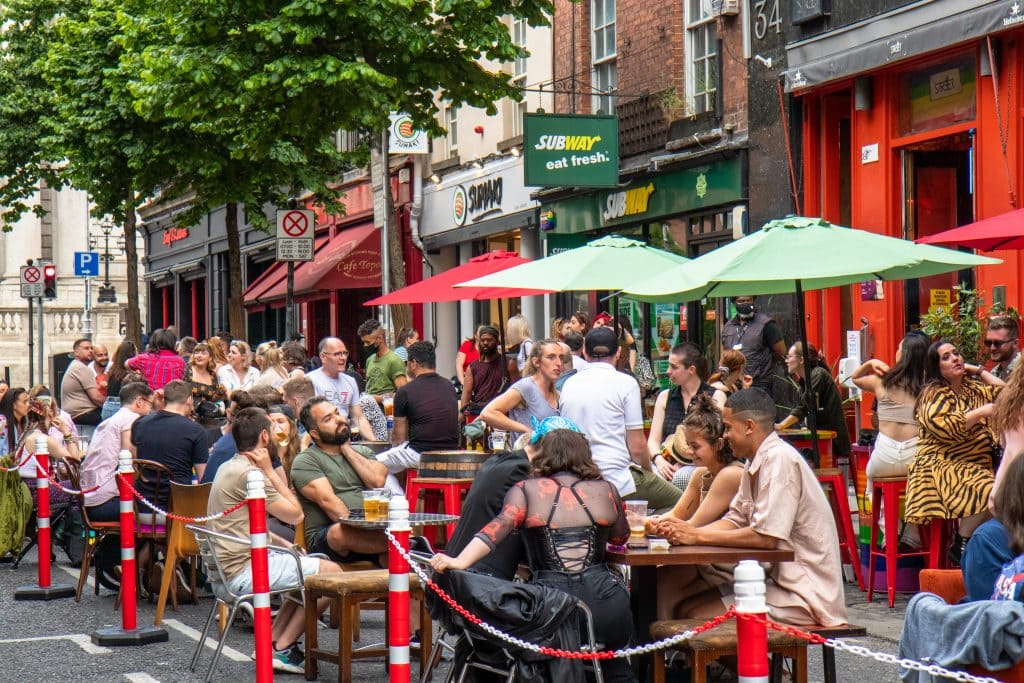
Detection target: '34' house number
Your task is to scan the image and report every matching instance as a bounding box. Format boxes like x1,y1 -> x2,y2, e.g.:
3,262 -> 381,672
754,0 -> 781,40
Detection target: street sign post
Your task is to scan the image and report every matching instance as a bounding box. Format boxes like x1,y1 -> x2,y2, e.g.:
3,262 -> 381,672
20,265 -> 44,299
275,209 -> 314,261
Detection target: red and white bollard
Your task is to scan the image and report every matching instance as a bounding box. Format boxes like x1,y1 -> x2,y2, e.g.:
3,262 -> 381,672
388,495 -> 412,683
14,435 -> 75,601
247,468 -> 273,683
92,449 -> 167,645
735,560 -> 769,683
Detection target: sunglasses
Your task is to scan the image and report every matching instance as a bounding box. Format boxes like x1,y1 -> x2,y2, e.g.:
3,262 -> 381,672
984,338 -> 1017,348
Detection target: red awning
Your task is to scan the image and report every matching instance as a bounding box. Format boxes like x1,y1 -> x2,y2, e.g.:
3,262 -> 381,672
364,251 -> 551,305
917,208 -> 1024,252
243,224 -> 380,305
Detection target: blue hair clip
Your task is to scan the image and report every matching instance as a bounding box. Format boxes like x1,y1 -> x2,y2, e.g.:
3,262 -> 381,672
530,415 -> 584,444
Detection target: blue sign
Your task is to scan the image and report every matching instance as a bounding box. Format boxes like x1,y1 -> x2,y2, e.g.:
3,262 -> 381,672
74,252 -> 100,277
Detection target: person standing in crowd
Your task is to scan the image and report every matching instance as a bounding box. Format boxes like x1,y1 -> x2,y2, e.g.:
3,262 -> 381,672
375,342 -> 459,491
290,397 -> 389,563
61,338 -> 105,426
647,343 -> 715,483
206,336 -> 229,372
280,341 -> 308,378
306,337 -> 376,441
563,331 -> 588,372
666,388 -> 847,627
720,295 -> 786,397
904,341 -> 1005,566
216,340 -> 260,394
176,337 -> 197,363
567,311 -> 589,334
505,314 -> 535,377
481,340 -> 562,442
256,346 -> 291,389
614,317 -> 638,373
775,342 -> 851,464
460,326 -> 505,422
393,327 -> 419,362
708,349 -> 750,409
592,311 -> 613,328
454,327 -> 481,387
90,343 -> 110,400
183,341 -> 226,413
100,340 -> 138,421
552,342 -> 577,391
550,317 -> 567,341
127,328 -> 187,389
358,319 -> 409,402
987,316 -> 1020,381
560,327 -> 681,512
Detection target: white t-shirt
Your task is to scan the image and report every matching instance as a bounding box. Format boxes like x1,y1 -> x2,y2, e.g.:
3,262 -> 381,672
216,365 -> 260,394
571,355 -> 589,372
306,368 -> 360,418
558,361 -> 643,496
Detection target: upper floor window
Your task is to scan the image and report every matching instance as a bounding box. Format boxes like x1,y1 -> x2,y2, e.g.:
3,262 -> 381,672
686,0 -> 717,115
591,0 -> 616,114
445,104 -> 459,157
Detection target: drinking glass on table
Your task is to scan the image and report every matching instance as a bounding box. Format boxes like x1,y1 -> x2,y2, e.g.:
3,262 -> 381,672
362,490 -> 380,521
624,499 -> 649,548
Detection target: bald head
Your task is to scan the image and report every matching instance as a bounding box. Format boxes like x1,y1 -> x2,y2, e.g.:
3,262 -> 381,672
92,344 -> 109,368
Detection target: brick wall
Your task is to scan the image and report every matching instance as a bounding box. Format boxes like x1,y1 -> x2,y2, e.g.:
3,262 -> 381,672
719,15 -> 748,134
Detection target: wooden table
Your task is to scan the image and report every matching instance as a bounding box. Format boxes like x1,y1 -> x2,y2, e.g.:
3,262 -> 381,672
607,544 -> 795,680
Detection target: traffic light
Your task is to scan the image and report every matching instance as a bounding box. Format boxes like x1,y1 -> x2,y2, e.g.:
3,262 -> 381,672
43,264 -> 56,299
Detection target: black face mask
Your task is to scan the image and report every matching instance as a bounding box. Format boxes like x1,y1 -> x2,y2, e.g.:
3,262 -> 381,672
363,344 -> 378,356
736,303 -> 755,318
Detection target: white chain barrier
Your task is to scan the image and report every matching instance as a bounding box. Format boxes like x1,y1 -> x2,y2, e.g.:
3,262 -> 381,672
46,469 -> 118,496
120,474 -> 249,523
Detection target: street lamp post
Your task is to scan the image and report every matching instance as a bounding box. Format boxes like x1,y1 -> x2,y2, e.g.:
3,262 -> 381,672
90,221 -> 122,304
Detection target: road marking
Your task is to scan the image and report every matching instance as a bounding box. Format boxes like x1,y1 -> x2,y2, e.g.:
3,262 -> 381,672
124,674 -> 161,683
162,618 -> 250,662
0,633 -> 111,655
59,564 -> 93,590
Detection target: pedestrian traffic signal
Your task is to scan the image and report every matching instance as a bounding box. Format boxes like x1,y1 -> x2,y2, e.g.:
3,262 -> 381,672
43,264 -> 56,299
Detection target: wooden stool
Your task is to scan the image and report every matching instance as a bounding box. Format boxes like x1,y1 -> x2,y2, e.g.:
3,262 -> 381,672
868,476 -> 939,607
303,570 -> 431,683
650,618 -> 808,683
404,476 -> 473,542
815,468 -> 865,591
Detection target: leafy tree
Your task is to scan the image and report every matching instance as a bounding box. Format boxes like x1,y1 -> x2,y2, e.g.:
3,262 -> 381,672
120,0 -> 551,337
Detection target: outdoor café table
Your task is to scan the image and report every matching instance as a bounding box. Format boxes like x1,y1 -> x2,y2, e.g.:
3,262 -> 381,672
606,544 -> 796,679
778,429 -> 837,468
336,511 -> 460,531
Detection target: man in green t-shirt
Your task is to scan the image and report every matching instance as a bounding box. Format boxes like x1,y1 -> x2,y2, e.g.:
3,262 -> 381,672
358,319 -> 409,402
290,396 -> 389,563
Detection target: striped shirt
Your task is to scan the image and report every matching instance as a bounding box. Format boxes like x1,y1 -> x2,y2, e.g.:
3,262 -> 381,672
127,350 -> 186,389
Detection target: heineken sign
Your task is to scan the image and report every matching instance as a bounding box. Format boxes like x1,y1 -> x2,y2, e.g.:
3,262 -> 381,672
524,113 -> 619,188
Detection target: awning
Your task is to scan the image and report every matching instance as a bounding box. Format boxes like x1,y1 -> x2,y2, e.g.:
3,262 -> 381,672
783,0 -> 1015,92
243,224 -> 380,305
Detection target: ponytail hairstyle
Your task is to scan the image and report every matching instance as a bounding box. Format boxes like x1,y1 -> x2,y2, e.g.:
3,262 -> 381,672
682,393 -> 734,464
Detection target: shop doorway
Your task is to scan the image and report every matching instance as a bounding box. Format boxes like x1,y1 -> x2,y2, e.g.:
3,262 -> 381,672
901,135 -> 974,328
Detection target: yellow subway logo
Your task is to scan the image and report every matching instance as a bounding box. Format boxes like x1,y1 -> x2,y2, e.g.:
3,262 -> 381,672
533,135 -> 603,151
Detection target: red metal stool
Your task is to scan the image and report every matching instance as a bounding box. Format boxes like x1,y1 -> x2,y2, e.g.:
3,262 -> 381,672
404,474 -> 473,543
867,476 -> 946,607
815,468 -> 865,592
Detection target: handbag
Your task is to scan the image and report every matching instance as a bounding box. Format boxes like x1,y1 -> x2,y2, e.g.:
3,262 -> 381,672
635,354 -> 657,393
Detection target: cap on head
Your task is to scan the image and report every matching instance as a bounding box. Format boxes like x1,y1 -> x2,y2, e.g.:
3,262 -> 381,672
585,326 -> 618,358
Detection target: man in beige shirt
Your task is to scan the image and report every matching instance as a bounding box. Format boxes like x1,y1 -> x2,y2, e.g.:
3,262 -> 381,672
665,387 -> 848,627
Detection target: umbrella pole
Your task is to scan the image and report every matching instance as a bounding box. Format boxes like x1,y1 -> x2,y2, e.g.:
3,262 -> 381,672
498,297 -> 507,360
795,280 -> 821,467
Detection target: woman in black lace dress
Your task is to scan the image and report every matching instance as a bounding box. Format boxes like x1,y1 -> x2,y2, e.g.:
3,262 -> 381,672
431,422 -> 635,681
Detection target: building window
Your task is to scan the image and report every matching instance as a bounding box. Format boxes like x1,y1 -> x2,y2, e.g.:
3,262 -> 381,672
686,0 -> 717,115
445,105 -> 459,157
512,18 -> 528,137
591,0 -> 616,114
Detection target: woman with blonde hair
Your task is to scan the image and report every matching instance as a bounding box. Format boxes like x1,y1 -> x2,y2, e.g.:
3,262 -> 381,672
505,314 -> 534,378
550,317 -> 567,341
708,349 -> 750,409
254,340 -> 278,372
256,346 -> 290,389
480,340 -> 561,442
216,340 -> 260,393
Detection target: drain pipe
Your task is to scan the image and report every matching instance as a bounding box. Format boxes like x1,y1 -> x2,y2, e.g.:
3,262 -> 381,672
408,156 -> 435,339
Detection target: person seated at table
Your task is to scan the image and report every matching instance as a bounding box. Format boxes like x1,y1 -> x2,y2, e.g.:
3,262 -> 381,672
667,388 -> 848,627
480,339 -> 562,442
207,406 -> 343,674
708,349 -> 751,410
775,342 -> 850,465
375,341 -> 459,494
290,397 -> 389,563
430,423 -> 636,682
645,394 -> 744,619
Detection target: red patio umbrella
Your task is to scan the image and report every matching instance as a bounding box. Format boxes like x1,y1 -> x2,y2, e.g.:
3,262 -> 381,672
363,251 -> 551,305
916,207 -> 1024,251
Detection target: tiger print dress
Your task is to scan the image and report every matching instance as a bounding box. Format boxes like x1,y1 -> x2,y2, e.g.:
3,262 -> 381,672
904,378 -> 1000,525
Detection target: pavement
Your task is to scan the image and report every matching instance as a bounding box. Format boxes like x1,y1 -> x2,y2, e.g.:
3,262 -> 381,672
0,545 -> 916,682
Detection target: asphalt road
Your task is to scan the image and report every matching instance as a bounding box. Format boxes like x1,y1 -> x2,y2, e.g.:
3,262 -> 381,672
0,546 -> 917,682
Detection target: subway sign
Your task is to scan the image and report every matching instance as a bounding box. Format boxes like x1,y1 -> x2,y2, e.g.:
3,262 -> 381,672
523,113 -> 619,188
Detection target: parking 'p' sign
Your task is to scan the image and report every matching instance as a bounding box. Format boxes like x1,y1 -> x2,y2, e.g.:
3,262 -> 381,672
275,209 -> 314,262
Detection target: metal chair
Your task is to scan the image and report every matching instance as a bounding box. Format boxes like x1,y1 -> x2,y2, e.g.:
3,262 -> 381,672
64,459 -> 120,600
187,524 -> 311,683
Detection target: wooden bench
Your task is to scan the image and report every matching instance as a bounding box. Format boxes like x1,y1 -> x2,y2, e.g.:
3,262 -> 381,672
303,570 -> 431,682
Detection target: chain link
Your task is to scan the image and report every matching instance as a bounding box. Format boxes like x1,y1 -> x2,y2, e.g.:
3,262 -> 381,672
118,473 -> 248,522
0,452 -> 35,474
47,469 -> 117,496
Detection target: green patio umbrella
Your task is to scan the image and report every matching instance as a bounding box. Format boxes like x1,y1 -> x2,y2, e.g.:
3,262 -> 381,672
456,235 -> 690,292
622,216 -> 1002,459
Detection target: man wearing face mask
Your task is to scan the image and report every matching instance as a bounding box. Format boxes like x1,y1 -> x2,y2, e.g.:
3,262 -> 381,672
720,295 -> 787,397
357,319 -> 409,403
290,396 -> 390,563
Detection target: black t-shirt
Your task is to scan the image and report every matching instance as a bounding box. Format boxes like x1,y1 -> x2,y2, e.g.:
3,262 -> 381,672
394,372 -> 459,453
130,410 -> 210,506
445,450 -> 530,580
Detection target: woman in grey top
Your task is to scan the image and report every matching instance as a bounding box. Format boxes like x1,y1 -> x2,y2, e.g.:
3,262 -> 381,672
480,340 -> 562,442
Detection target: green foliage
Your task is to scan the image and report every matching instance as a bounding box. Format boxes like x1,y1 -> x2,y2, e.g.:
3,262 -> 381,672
919,285 -> 993,364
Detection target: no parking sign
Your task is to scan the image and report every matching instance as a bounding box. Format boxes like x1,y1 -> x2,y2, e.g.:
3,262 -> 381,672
276,209 -> 314,261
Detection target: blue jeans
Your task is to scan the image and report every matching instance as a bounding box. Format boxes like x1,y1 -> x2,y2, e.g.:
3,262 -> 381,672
962,519 -> 1013,601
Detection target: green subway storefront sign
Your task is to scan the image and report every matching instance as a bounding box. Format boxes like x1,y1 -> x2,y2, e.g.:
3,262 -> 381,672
541,156 -> 744,234
524,114 -> 620,188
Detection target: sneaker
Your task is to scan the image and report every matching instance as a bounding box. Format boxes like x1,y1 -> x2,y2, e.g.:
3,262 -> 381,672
272,644 -> 305,674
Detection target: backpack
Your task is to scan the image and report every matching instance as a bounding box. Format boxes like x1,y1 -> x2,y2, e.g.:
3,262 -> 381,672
0,462 -> 32,557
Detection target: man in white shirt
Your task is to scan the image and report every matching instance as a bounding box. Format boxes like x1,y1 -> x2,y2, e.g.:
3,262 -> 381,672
306,337 -> 375,441
559,327 -> 681,512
